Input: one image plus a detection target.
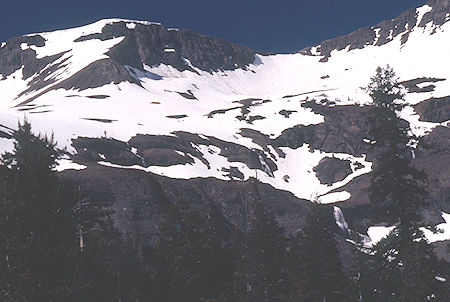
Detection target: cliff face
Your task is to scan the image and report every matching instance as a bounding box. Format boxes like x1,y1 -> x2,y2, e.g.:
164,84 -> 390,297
0,20 -> 258,99
102,23 -> 257,72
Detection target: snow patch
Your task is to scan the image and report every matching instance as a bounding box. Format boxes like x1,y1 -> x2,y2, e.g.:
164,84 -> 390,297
367,226 -> 396,246
387,29 -> 394,40
320,191 -> 351,204
373,28 -> 381,45
55,158 -> 87,171
398,105 -> 440,137
310,46 -> 321,56
421,212 -> 450,243
415,5 -> 433,27
367,212 -> 450,247
126,23 -> 136,30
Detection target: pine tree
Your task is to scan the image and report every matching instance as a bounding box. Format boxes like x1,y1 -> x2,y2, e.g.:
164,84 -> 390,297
347,232 -> 376,302
68,188 -> 128,301
366,65 -> 427,227
0,120 -> 78,300
365,66 -> 448,301
0,120 -> 120,301
368,228 -> 448,302
233,200 -> 290,302
291,202 -> 350,302
145,203 -> 235,302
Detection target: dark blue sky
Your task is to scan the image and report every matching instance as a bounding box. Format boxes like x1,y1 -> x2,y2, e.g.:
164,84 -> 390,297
1,0 -> 426,53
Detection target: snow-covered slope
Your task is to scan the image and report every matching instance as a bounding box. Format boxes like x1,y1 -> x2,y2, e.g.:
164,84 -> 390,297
0,1 -> 449,238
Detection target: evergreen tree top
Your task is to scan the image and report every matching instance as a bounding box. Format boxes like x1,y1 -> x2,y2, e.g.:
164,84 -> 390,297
2,120 -> 60,174
366,65 -> 405,111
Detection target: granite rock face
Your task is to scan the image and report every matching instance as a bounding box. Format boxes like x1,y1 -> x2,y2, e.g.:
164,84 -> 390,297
313,157 -> 353,185
414,96 -> 450,123
62,165 -> 312,240
0,20 -> 258,99
75,21 -> 258,73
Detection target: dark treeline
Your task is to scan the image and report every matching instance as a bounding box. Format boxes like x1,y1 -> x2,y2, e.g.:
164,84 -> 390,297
0,67 -> 449,301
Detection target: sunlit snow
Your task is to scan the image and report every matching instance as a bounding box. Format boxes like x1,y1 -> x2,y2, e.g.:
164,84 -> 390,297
367,226 -> 396,246
0,4 -> 449,204
367,211 -> 450,246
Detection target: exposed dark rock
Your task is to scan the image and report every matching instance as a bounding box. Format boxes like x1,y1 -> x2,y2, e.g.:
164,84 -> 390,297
239,128 -> 284,157
56,58 -> 140,90
235,98 -> 261,116
61,166 -> 168,242
282,89 -> 335,99
0,35 -> 52,78
416,126 -> 450,213
0,124 -> 14,139
166,114 -> 188,119
177,90 -> 197,100
16,58 -> 141,106
29,110 -> 52,114
433,241 -> 450,262
0,130 -> 12,139
221,167 -> 245,180
176,131 -> 277,174
279,109 -> 297,118
128,132 -> 277,174
207,106 -> 240,118
353,161 -> 365,170
329,171 -> 444,234
76,21 -> 258,72
139,148 -> 193,166
81,118 -> 117,123
400,77 -> 445,93
15,53 -> 70,100
246,115 -> 266,124
313,157 -> 353,185
420,0 -> 450,28
129,133 -> 206,167
71,137 -> 141,166
206,98 -> 270,124
273,102 -> 372,157
62,166 -> 312,237
86,95 -> 110,99
414,95 -> 450,123
16,104 -> 51,112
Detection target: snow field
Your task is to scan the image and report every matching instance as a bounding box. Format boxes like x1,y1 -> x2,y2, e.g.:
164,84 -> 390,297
0,4 -> 449,204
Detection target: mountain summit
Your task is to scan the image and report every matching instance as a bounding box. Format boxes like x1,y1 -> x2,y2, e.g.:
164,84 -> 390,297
0,0 -> 449,245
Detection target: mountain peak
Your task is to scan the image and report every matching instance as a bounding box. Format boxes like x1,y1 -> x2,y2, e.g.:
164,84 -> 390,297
300,0 -> 449,60
21,18 -> 162,39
